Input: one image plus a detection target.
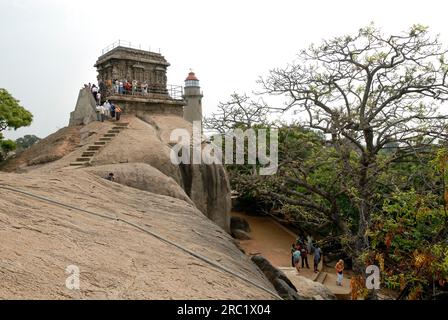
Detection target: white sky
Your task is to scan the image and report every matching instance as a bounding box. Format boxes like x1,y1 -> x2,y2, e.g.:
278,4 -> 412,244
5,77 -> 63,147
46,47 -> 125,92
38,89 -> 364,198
1,0 -> 447,139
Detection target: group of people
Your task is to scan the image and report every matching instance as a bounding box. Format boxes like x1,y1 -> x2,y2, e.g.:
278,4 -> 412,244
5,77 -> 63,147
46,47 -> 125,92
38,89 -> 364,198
291,236 -> 345,286
83,83 -> 123,122
291,235 -> 321,274
88,79 -> 164,97
110,79 -> 150,96
95,100 -> 122,122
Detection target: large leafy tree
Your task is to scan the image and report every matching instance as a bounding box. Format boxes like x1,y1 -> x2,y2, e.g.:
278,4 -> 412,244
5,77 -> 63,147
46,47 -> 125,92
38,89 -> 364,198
0,88 -> 33,160
15,135 -> 41,151
257,24 -> 448,270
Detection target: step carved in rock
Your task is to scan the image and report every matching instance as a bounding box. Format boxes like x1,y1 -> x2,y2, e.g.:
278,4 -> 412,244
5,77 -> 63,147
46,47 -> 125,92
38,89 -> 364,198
70,162 -> 86,166
94,141 -> 106,146
82,152 -> 96,157
103,134 -> 116,138
76,157 -> 91,162
315,271 -> 327,284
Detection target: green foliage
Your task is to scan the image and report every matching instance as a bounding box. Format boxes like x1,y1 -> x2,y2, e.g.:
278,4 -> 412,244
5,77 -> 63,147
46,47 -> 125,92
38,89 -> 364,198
0,88 -> 33,132
212,24 -> 448,299
367,151 -> 448,299
15,134 -> 41,151
0,88 -> 33,161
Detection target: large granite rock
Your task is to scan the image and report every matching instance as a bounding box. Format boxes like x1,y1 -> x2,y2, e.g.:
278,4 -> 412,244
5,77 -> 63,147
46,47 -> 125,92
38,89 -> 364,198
69,88 -> 97,126
230,216 -> 251,233
251,255 -> 302,300
292,275 -> 337,300
3,114 -> 232,232
86,163 -> 193,205
0,171 -> 275,299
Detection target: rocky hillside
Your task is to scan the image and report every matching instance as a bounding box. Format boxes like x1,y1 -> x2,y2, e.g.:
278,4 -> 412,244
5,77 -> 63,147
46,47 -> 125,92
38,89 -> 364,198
0,170 -> 276,299
0,114 -> 272,299
3,115 -> 231,231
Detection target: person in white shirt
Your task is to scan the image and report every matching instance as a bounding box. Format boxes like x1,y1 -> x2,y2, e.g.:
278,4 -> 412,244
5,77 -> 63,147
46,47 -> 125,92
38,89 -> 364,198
95,105 -> 102,122
103,100 -> 111,118
114,80 -> 119,94
96,92 -> 102,105
91,84 -> 99,102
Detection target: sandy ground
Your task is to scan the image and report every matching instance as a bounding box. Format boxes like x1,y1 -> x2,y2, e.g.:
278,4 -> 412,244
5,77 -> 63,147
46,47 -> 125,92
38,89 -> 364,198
231,212 -> 297,267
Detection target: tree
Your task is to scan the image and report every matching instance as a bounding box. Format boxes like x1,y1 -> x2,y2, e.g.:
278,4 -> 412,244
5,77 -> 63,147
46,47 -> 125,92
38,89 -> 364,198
0,88 -> 33,160
15,135 -> 41,151
257,24 -> 448,270
203,93 -> 270,134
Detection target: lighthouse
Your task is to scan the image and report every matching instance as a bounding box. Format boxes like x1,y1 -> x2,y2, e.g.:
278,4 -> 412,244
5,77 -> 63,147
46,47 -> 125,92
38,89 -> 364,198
183,71 -> 203,124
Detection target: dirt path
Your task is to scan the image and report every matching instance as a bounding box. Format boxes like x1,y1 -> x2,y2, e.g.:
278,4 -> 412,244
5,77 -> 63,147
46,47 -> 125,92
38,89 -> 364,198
231,212 -> 297,267
232,211 -> 352,299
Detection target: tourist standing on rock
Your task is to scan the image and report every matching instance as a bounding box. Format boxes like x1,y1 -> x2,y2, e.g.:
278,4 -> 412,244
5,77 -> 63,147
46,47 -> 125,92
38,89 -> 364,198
293,246 -> 301,272
301,245 -> 309,269
335,259 -> 344,286
103,100 -> 111,118
91,84 -> 98,100
307,235 -> 313,253
95,104 -> 102,121
115,105 -> 122,121
110,103 -> 116,118
97,104 -> 105,122
313,244 -> 322,273
119,81 -> 124,94
125,81 -> 132,94
290,243 -> 296,267
106,173 -> 115,181
132,80 -> 138,95
96,91 -> 102,106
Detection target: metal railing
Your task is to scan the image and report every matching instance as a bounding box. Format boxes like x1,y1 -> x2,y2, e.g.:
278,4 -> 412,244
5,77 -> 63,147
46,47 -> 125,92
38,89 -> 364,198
102,83 -> 183,100
101,40 -> 160,55
167,84 -> 184,100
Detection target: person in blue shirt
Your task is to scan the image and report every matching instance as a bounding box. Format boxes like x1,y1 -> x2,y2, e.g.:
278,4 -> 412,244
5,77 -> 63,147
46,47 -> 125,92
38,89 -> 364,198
290,243 -> 296,267
293,246 -> 301,272
313,244 -> 322,273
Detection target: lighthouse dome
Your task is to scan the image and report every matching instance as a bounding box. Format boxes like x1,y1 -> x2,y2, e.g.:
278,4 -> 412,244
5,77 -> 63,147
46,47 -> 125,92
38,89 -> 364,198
185,71 -> 200,87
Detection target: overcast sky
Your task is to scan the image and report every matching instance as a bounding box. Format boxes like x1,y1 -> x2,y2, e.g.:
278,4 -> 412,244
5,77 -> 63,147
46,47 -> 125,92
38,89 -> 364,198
1,0 -> 447,139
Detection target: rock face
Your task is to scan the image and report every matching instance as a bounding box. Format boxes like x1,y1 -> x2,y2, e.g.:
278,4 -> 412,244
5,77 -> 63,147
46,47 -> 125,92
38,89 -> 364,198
2,114 -> 231,231
230,216 -> 251,233
86,163 -> 193,205
292,275 -> 337,300
230,216 -> 252,240
0,170 -> 276,299
69,88 -> 97,126
251,255 -> 302,300
0,126 -> 81,172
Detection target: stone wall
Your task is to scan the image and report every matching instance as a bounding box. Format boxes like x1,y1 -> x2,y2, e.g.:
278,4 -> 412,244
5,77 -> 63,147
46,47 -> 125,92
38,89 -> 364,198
108,95 -> 185,118
95,46 -> 170,97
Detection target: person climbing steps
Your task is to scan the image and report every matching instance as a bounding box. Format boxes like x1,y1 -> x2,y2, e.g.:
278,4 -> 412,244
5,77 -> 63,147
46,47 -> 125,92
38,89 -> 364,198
115,105 -> 122,121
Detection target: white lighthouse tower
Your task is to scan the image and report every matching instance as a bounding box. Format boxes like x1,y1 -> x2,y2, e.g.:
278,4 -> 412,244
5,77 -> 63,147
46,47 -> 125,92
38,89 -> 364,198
183,71 -> 203,124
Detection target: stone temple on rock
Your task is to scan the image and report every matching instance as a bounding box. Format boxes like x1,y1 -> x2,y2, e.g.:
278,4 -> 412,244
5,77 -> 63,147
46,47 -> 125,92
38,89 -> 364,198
69,41 -> 203,126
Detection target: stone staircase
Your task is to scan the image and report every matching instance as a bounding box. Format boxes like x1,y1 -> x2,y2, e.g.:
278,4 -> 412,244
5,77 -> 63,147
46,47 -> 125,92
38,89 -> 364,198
314,270 -> 328,284
70,122 -> 129,167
